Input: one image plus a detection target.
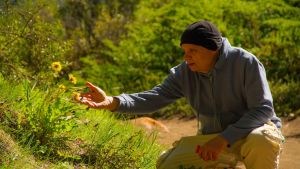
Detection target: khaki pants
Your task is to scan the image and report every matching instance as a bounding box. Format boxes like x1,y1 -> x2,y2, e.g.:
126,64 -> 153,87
157,122 -> 284,169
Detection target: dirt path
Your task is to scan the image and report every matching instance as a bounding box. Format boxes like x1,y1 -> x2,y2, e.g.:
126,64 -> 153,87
153,117 -> 300,169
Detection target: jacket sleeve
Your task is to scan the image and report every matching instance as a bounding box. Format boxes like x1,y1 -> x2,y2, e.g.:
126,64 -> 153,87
114,68 -> 184,114
220,56 -> 274,145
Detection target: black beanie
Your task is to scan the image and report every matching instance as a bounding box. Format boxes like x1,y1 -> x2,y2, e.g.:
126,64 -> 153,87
180,20 -> 222,51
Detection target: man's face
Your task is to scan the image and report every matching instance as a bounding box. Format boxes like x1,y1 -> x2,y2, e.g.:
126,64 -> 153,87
181,44 -> 218,73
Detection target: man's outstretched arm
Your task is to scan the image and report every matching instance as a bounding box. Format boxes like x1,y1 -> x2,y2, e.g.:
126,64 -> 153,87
115,68 -> 184,114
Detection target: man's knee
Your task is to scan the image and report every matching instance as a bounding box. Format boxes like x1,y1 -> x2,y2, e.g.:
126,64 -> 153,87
247,132 -> 280,152
240,124 -> 284,169
242,124 -> 283,155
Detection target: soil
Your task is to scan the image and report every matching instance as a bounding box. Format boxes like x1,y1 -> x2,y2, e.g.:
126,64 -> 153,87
152,116 -> 300,169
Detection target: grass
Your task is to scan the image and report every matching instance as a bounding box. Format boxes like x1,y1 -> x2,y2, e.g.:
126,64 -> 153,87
0,76 -> 163,168
68,110 -> 162,168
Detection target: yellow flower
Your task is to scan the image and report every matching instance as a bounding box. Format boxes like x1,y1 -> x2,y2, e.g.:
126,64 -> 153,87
51,62 -> 62,72
72,92 -> 81,101
58,84 -> 66,91
68,74 -> 77,84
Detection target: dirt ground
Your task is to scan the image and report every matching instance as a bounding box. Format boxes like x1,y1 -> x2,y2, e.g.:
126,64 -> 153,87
152,116 -> 300,169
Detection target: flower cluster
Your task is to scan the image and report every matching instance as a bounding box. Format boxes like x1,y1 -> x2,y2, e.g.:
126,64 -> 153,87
68,74 -> 77,84
51,61 -> 78,91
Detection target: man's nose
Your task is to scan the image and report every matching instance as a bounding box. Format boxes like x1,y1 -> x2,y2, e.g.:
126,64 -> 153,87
183,53 -> 191,60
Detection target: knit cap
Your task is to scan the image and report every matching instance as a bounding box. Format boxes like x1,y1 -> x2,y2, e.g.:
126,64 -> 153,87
180,20 -> 222,51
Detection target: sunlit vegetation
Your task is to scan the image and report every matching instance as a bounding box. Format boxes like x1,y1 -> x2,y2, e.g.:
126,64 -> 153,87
0,0 -> 299,168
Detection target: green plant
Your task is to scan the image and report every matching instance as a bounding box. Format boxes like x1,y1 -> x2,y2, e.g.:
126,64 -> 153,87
270,81 -> 300,116
68,110 -> 162,168
8,80 -> 81,159
0,0 -> 72,83
0,75 -> 163,167
28,87 -> 74,157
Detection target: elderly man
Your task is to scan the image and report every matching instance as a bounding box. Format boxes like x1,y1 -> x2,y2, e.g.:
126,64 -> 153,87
77,20 -> 284,169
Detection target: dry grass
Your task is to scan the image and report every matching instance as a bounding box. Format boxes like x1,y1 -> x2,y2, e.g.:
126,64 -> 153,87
0,129 -> 41,168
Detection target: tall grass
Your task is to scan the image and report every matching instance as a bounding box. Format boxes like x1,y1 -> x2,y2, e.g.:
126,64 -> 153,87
0,75 -> 163,168
70,110 -> 162,168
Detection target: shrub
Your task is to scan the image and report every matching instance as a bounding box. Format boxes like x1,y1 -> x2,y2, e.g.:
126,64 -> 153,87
0,0 -> 72,83
0,75 -> 80,159
270,81 -> 300,116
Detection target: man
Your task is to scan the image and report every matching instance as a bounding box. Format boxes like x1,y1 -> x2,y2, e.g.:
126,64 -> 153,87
77,20 -> 284,169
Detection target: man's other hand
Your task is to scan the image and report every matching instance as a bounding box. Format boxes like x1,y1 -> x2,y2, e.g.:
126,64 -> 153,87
195,135 -> 229,161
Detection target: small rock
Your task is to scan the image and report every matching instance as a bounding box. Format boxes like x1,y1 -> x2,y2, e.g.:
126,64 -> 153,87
287,113 -> 297,121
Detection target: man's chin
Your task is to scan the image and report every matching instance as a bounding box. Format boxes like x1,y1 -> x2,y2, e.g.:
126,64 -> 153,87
197,70 -> 210,73
188,67 -> 209,74
188,64 -> 197,71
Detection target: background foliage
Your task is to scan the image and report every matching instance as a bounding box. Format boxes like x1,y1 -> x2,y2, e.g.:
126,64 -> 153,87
1,0 -> 299,116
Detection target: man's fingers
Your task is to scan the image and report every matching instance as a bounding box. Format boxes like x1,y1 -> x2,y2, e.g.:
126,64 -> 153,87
199,149 -> 217,161
80,99 -> 108,109
201,150 -> 208,161
81,100 -> 99,108
86,82 -> 99,93
212,152 -> 218,161
195,145 -> 201,153
80,93 -> 91,97
86,82 -> 96,89
80,97 -> 92,102
85,82 -> 106,97
199,150 -> 219,161
207,152 -> 213,161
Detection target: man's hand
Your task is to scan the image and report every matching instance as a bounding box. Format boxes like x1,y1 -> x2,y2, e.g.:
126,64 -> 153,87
195,135 -> 229,161
76,82 -> 119,111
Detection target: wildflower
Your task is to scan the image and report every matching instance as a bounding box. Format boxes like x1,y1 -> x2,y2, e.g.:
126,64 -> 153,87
51,62 -> 62,72
68,74 -> 77,84
72,92 -> 81,101
58,84 -> 66,92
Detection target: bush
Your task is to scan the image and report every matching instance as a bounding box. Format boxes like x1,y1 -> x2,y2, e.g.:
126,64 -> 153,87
270,81 -> 300,116
0,76 -> 80,159
0,0 -> 72,83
